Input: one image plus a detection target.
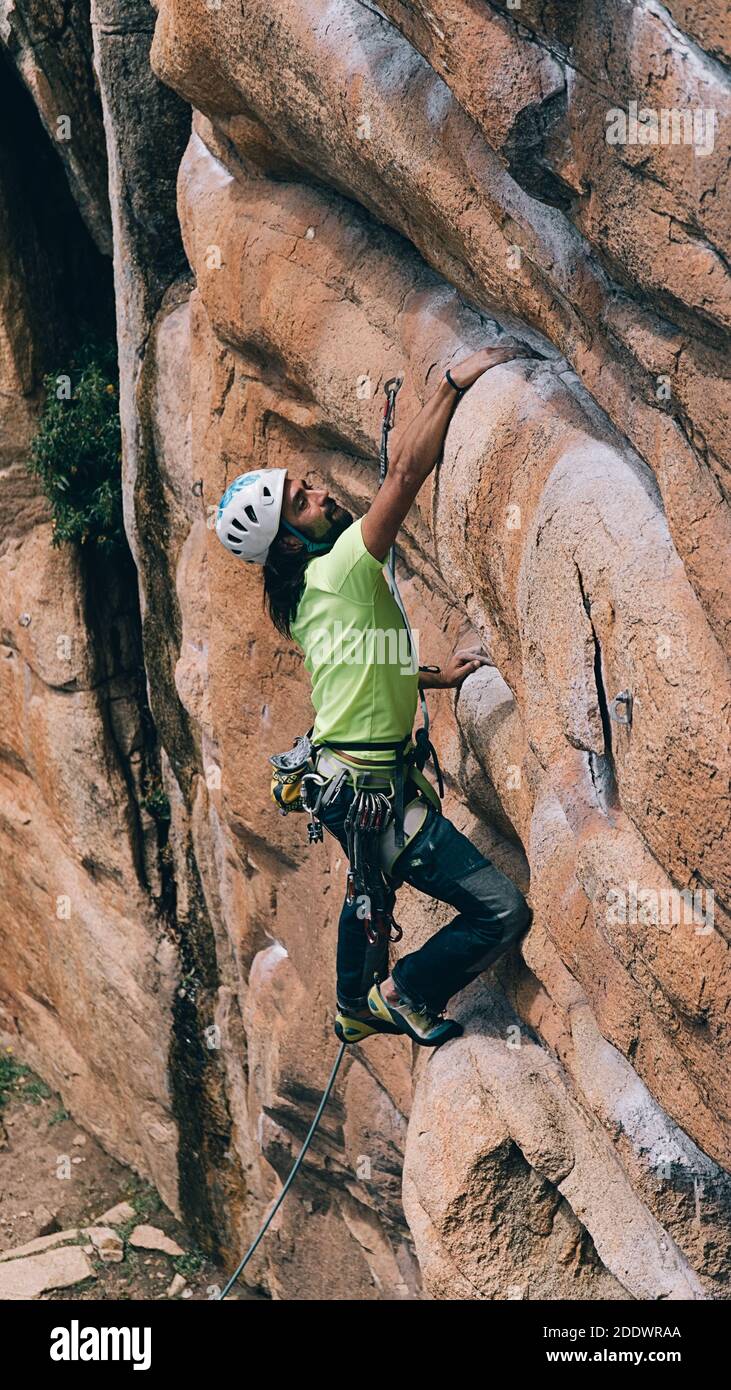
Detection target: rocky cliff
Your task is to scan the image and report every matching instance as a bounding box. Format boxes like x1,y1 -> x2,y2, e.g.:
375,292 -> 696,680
0,0 -> 729,1300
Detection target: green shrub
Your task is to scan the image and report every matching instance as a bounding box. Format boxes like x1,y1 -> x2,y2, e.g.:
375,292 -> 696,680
0,1049 -> 27,1111
0,1049 -> 51,1110
28,340 -> 123,550
173,1251 -> 203,1279
142,781 -> 171,823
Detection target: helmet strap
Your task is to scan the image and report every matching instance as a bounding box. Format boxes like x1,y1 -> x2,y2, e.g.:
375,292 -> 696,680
279,519 -> 333,554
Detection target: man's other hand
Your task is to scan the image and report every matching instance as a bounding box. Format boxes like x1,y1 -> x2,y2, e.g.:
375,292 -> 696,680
439,648 -> 492,689
448,340 -> 525,391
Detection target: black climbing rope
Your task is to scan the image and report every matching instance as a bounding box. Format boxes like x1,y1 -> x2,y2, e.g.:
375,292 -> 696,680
217,1041 -> 347,1300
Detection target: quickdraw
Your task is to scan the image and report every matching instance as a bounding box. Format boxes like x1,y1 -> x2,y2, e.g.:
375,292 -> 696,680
344,786 -> 403,946
380,375 -> 402,579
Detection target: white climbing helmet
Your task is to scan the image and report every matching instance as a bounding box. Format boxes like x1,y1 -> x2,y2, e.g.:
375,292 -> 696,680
215,468 -> 288,566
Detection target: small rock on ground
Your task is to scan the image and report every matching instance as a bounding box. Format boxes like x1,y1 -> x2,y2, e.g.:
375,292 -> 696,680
129,1224 -> 184,1257
0,1245 -> 94,1299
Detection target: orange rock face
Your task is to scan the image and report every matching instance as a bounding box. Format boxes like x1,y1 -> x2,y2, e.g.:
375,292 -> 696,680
1,0 -> 730,1299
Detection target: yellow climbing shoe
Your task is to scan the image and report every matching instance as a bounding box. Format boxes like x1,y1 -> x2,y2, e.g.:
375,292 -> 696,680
334,1006 -> 401,1045
367,981 -> 463,1047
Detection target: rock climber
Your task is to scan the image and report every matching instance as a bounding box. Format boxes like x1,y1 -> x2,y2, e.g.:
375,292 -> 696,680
215,343 -> 533,1047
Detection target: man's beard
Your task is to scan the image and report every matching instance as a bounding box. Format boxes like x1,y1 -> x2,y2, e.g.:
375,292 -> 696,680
322,503 -> 353,544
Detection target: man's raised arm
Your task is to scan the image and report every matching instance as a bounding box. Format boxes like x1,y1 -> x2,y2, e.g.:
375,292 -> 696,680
361,341 -> 522,563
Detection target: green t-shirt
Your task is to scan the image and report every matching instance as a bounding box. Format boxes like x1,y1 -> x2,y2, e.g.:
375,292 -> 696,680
290,519 -> 419,763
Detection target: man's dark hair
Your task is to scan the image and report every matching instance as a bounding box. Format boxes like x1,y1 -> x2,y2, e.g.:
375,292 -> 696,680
263,509 -> 354,638
262,537 -> 310,639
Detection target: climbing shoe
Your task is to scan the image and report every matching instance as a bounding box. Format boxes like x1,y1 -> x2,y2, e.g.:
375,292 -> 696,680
367,982 -> 463,1047
334,1006 -> 402,1045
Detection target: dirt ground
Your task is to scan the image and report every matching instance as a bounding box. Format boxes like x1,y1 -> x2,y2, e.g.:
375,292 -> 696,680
0,1048 -> 257,1301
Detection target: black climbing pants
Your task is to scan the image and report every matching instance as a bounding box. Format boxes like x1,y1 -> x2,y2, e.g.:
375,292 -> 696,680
318,781 -> 532,1014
